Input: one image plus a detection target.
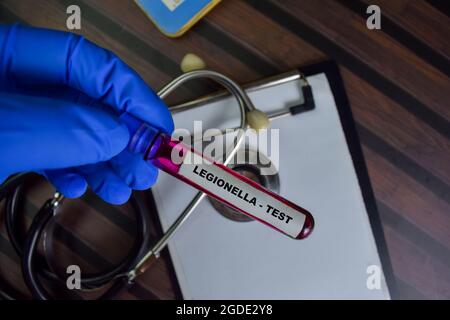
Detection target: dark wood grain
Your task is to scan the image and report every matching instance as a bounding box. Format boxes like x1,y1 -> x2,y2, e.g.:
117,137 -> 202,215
0,0 -> 448,299
279,0 -> 450,121
361,0 -> 450,58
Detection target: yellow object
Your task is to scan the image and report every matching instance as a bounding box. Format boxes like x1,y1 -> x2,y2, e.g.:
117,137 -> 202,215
180,53 -> 207,72
246,109 -> 270,131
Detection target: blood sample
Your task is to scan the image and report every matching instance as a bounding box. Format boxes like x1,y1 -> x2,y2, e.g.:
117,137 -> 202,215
121,113 -> 314,239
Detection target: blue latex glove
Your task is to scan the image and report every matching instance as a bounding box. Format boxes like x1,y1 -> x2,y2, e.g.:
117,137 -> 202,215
0,24 -> 174,204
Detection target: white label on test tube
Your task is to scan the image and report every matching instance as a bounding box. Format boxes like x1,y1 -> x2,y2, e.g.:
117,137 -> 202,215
178,150 -> 306,238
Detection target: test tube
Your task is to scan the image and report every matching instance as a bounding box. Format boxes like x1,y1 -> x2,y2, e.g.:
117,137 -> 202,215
121,113 -> 314,239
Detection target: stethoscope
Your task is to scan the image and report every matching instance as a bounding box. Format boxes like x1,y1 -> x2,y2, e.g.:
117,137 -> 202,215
0,69 -> 313,299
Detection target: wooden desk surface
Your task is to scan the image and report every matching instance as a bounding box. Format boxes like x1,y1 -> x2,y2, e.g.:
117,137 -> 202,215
0,0 -> 449,299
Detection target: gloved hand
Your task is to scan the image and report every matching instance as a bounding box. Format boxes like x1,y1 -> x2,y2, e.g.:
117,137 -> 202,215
0,24 -> 174,205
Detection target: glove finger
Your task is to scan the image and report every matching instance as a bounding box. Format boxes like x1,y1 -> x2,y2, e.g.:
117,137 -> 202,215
69,39 -> 174,134
0,93 -> 129,176
44,168 -> 87,198
77,162 -> 131,205
1,24 -> 174,134
109,150 -> 158,190
13,85 -> 103,108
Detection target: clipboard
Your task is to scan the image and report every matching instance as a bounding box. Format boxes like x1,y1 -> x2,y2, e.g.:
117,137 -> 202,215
150,61 -> 396,299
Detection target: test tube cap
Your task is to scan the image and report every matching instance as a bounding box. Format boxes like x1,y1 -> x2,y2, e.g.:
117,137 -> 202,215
119,112 -> 160,155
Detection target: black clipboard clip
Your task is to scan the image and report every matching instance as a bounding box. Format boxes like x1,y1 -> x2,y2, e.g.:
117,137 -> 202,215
289,72 -> 316,115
